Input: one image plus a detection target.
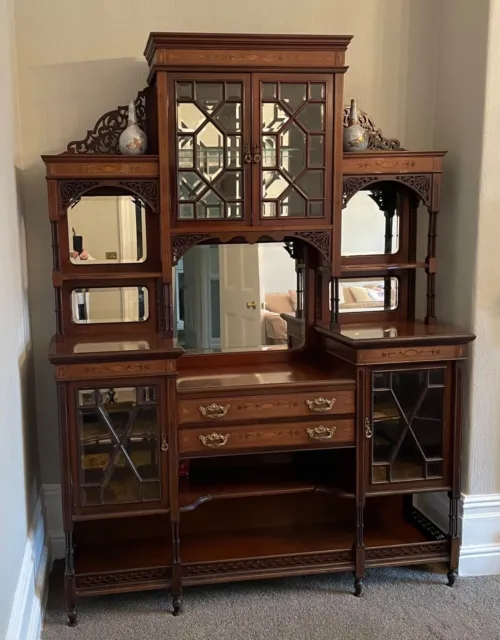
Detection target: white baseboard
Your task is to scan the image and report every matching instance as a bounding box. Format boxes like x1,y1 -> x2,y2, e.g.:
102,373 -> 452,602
44,482 -> 500,577
415,491 -> 500,576
6,490 -> 50,640
43,484 -> 65,560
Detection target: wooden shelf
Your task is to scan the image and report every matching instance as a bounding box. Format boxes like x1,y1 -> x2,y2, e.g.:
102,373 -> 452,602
75,536 -> 171,575
341,262 -> 426,274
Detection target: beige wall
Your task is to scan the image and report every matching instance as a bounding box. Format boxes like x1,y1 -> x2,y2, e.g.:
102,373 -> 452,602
14,0 -> 439,483
0,0 -> 39,634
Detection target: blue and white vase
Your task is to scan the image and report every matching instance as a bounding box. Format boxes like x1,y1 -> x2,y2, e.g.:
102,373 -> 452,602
119,100 -> 147,155
343,98 -> 369,152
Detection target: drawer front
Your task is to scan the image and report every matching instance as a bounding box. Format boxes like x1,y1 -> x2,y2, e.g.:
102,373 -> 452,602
178,390 -> 355,425
179,419 -> 355,455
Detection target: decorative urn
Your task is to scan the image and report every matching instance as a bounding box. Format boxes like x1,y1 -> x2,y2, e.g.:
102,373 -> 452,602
119,100 -> 147,155
343,98 -> 369,152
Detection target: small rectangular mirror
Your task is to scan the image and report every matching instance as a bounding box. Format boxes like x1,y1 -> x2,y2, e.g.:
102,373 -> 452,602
68,196 -> 147,264
173,242 -> 303,352
342,190 -> 399,256
71,287 -> 149,324
338,278 -> 398,313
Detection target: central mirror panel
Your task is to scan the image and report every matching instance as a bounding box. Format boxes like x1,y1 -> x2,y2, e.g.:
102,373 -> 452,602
67,195 -> 147,264
71,287 -> 149,324
342,189 -> 400,256
174,242 -> 301,352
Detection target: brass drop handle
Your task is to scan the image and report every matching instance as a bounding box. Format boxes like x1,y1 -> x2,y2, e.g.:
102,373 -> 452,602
199,433 -> 230,448
306,397 -> 336,413
306,425 -> 337,441
198,403 -> 230,420
365,417 -> 373,439
244,143 -> 252,164
161,434 -> 169,452
246,301 -> 257,310
253,144 -> 261,163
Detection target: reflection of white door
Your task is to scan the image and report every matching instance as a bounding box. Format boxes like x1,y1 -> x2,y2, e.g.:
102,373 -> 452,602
219,244 -> 262,349
183,248 -> 211,349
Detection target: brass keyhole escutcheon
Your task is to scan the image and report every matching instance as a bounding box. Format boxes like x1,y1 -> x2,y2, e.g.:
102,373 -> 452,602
246,301 -> 256,310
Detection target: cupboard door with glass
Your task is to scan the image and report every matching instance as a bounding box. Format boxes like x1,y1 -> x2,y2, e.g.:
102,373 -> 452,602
253,74 -> 334,224
172,74 -> 252,224
366,366 -> 451,493
72,382 -> 168,515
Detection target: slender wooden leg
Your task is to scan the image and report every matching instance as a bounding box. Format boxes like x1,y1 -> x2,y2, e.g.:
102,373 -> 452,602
448,491 -> 460,587
64,532 -> 77,626
171,521 -> 182,615
354,505 -> 365,597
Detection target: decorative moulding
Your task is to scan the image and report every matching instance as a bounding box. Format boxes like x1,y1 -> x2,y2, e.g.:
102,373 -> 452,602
66,90 -> 147,155
342,106 -> 402,151
342,174 -> 432,208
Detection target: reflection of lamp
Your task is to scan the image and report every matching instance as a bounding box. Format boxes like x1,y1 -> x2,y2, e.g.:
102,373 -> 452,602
72,227 -> 83,254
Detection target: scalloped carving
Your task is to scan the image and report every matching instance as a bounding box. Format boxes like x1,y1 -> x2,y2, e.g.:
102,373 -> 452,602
184,550 -> 352,576
118,180 -> 159,212
343,106 -> 402,151
66,90 -> 147,154
343,175 -> 432,208
60,181 -> 99,209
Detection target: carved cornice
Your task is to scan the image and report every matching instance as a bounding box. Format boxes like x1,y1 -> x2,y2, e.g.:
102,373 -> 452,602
343,106 -> 402,151
343,174 -> 432,208
66,90 -> 147,154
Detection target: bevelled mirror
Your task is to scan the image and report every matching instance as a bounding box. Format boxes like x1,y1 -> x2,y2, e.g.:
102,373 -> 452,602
71,286 -> 149,324
342,189 -> 399,256
67,195 -> 147,264
173,242 -> 303,352
339,277 -> 398,313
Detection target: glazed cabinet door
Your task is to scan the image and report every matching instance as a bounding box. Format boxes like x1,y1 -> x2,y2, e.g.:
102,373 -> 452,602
365,365 -> 451,493
70,381 -> 169,515
172,74 -> 252,224
253,75 -> 334,223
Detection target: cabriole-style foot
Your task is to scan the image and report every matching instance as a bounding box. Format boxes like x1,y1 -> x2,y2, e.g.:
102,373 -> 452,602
354,578 -> 363,597
447,569 -> 457,587
172,595 -> 182,616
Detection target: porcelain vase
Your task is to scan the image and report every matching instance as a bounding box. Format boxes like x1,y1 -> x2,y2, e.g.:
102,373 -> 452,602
343,98 -> 369,152
119,100 -> 147,155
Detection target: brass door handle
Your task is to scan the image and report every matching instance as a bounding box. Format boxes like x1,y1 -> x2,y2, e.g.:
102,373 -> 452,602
246,301 -> 256,310
306,397 -> 336,413
253,144 -> 261,163
244,143 -> 252,164
198,403 -> 230,420
306,425 -> 337,441
161,434 -> 169,452
199,433 -> 230,448
365,417 -> 373,439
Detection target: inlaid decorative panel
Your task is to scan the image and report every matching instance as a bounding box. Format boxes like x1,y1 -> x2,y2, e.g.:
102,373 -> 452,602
260,81 -> 327,218
77,386 -> 161,506
371,368 -> 445,484
175,80 -> 246,220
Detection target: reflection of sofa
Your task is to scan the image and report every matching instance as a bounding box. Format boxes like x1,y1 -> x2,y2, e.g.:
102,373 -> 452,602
340,281 -> 397,312
262,290 -> 297,344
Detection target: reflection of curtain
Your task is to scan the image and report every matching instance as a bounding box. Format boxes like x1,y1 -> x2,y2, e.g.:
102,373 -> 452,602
72,289 -> 90,322
118,197 -> 141,320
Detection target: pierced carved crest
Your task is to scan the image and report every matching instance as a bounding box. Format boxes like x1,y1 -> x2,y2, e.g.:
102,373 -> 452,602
343,106 -> 402,151
66,90 -> 147,154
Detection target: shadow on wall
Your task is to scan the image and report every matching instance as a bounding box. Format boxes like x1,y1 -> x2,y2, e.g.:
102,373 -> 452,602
20,58 -> 146,485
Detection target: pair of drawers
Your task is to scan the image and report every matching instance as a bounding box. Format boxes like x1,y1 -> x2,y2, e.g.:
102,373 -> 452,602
178,389 -> 355,456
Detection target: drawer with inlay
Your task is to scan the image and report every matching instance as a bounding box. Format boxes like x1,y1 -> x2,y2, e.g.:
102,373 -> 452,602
179,418 -> 355,456
178,390 -> 355,425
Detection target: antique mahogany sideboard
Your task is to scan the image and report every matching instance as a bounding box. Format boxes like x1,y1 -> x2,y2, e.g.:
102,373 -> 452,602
42,32 -> 475,626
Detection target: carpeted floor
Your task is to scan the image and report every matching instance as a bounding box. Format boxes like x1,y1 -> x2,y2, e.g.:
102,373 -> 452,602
42,565 -> 500,640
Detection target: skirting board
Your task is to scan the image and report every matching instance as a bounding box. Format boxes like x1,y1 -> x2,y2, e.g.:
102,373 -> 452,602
6,490 -> 50,640
44,484 -> 500,577
415,492 -> 500,576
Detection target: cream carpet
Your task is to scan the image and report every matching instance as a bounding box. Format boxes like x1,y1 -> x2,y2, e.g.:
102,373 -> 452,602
42,565 -> 500,640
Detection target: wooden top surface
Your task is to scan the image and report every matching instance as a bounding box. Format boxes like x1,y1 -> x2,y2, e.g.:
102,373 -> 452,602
317,321 -> 476,348
177,361 -> 355,393
48,333 -> 183,365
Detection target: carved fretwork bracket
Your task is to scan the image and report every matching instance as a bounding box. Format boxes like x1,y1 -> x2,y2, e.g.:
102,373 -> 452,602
60,181 -> 99,209
66,90 -> 147,154
172,231 -> 332,265
117,181 -> 159,212
343,175 -> 432,208
343,106 -> 402,151
368,188 -> 399,213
